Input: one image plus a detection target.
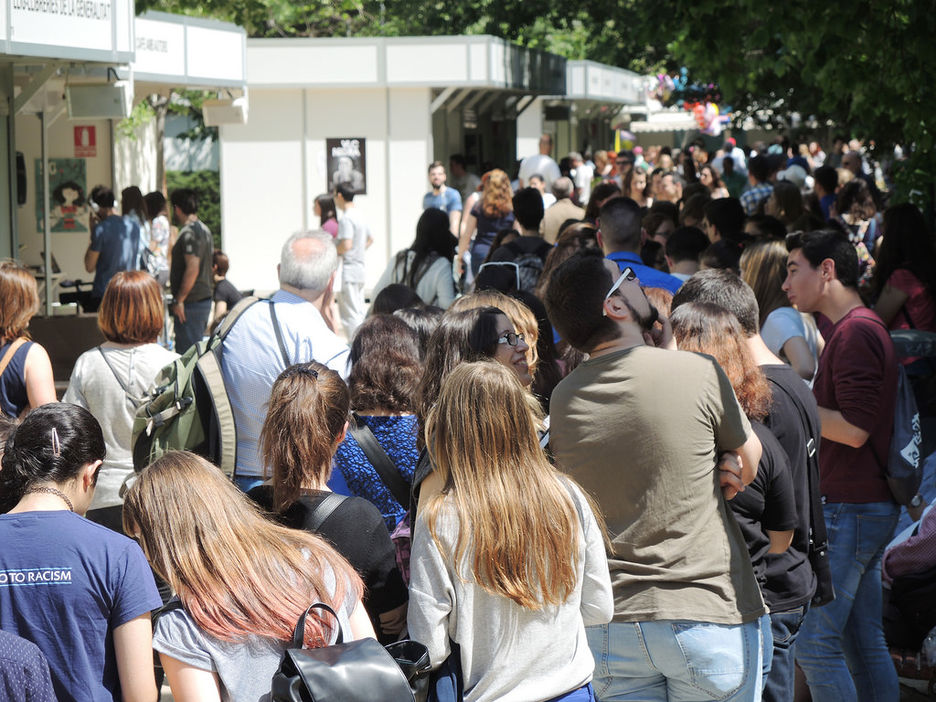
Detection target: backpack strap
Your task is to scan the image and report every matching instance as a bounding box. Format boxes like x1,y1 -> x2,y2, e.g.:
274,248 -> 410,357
306,492 -> 348,532
268,301 -> 291,367
97,347 -> 132,396
348,412 -> 411,509
0,338 -> 28,380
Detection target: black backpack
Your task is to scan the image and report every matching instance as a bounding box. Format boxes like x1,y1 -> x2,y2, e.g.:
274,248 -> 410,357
501,239 -> 551,292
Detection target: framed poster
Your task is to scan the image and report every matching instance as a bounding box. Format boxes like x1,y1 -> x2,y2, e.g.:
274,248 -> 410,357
326,138 -> 366,195
35,158 -> 89,233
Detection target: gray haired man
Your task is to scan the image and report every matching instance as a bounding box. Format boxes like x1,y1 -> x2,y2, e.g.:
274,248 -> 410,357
221,231 -> 350,492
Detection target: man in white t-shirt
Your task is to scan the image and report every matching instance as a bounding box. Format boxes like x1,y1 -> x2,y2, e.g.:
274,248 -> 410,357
518,134 -> 561,190
569,151 -> 593,205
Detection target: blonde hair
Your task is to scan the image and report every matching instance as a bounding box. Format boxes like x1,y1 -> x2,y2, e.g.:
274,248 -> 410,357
739,238 -> 790,327
123,451 -> 362,647
423,361 -> 583,609
450,291 -> 540,372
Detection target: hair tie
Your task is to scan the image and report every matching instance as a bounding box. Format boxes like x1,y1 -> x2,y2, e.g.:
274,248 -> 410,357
50,428 -> 61,457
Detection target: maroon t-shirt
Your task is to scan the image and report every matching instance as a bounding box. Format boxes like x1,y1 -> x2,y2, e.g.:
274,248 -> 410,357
813,306 -> 897,503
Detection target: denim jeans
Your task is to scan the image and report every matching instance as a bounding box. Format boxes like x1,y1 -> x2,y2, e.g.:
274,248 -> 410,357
795,501 -> 900,702
545,683 -> 595,702
172,297 -> 211,354
586,615 -> 768,701
762,604 -> 808,702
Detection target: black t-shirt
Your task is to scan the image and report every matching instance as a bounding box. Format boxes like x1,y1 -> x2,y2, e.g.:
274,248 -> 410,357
730,421 -> 798,601
247,486 -> 407,628
170,219 -> 214,301
213,278 -> 243,308
761,363 -> 821,610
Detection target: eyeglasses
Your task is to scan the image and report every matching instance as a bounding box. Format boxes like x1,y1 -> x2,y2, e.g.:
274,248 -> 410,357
605,267 -> 637,302
497,331 -> 525,347
477,261 -> 520,291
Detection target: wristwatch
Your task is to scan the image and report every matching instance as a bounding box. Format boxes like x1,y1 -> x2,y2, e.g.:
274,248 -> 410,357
909,493 -> 924,509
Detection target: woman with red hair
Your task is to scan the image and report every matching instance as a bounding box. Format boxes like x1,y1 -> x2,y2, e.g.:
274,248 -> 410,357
457,169 -> 515,280
63,270 -> 177,530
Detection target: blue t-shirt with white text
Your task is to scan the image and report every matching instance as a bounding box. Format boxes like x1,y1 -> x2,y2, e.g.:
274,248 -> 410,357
0,511 -> 161,701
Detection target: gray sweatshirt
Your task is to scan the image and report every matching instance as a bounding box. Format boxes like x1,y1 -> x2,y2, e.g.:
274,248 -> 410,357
408,480 -> 613,702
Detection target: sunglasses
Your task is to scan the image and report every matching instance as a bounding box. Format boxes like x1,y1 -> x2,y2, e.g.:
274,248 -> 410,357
497,331 -> 525,348
605,267 -> 637,301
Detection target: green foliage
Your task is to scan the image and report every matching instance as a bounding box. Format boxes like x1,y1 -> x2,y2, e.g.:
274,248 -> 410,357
168,91 -> 219,141
117,99 -> 156,140
167,170 -> 222,249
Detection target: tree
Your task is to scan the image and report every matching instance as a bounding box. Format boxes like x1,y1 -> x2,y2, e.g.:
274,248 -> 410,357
666,0 -> 934,209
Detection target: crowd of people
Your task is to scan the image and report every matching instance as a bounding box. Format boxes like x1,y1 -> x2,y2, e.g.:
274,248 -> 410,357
0,130 -> 935,702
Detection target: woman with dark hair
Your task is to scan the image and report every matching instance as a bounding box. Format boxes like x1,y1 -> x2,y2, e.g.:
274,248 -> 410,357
872,203 -> 936,336
0,260 -> 56,418
249,361 -> 407,642
458,169 -> 515,278
369,283 -> 423,316
314,193 -> 339,239
409,361 -> 612,701
699,164 -> 729,199
394,305 -> 443,361
833,178 -> 879,280
125,451 -> 372,702
373,208 -> 457,308
121,186 -> 148,232
330,315 -> 423,531
0,403 -> 162,701
671,302 -> 799,697
623,168 -> 652,209
764,181 -> 805,231
583,182 -> 621,224
64,271 -> 178,530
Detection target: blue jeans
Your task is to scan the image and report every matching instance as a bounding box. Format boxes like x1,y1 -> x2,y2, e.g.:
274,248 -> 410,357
545,683 -> 595,702
795,501 -> 900,702
173,297 -> 211,354
763,604 -> 808,702
586,615 -> 768,701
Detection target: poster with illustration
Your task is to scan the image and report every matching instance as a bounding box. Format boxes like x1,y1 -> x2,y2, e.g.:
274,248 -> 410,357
326,138 -> 366,195
35,158 -> 89,233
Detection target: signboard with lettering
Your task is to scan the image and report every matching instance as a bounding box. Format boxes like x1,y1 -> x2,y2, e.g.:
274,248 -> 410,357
74,125 -> 95,157
326,138 -> 367,195
3,0 -> 134,62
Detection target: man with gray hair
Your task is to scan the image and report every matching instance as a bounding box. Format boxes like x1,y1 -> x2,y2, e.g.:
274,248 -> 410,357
220,230 -> 350,491
542,176 -> 585,244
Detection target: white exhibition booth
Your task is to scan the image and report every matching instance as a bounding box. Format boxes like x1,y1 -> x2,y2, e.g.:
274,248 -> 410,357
220,37 -> 646,294
0,6 -> 245,312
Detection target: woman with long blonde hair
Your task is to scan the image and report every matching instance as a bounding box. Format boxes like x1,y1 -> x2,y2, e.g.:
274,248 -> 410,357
408,361 -> 612,702
123,451 -> 373,702
458,169 -> 515,279
740,238 -> 820,380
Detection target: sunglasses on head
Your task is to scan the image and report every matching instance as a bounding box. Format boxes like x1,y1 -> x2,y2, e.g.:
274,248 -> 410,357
603,267 -> 638,316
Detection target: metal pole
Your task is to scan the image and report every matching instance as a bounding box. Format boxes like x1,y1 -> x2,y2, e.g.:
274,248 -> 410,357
40,111 -> 52,316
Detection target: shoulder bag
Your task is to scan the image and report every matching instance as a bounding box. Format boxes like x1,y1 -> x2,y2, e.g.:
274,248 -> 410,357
271,602 -> 430,702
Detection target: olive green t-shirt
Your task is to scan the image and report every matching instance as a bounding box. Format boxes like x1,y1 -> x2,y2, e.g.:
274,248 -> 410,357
549,345 -> 766,625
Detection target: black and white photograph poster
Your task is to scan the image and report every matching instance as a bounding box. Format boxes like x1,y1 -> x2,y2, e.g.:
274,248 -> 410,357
327,138 -> 366,195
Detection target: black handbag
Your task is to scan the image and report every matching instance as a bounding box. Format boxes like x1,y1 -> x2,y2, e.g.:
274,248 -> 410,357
271,602 -> 431,702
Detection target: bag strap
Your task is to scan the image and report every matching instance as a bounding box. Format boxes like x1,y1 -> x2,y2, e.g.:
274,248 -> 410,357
306,491 -> 347,532
97,347 -> 133,396
0,338 -> 27,380
268,301 -> 291,367
292,602 -> 344,648
348,412 -> 411,510
765,376 -> 828,554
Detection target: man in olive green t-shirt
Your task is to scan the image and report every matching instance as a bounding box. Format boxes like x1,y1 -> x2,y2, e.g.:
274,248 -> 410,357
544,248 -> 768,701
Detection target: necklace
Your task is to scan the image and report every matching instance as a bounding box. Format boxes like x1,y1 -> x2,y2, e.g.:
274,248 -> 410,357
23,486 -> 74,512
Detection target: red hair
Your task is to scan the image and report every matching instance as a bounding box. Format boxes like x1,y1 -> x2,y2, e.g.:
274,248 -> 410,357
0,260 -> 39,343
670,302 -> 770,421
481,169 -> 513,219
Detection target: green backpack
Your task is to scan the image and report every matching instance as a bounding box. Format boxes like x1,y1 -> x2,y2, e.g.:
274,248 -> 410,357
132,296 -> 266,477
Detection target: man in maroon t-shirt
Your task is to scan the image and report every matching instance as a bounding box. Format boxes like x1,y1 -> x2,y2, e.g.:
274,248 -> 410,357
783,229 -> 907,700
